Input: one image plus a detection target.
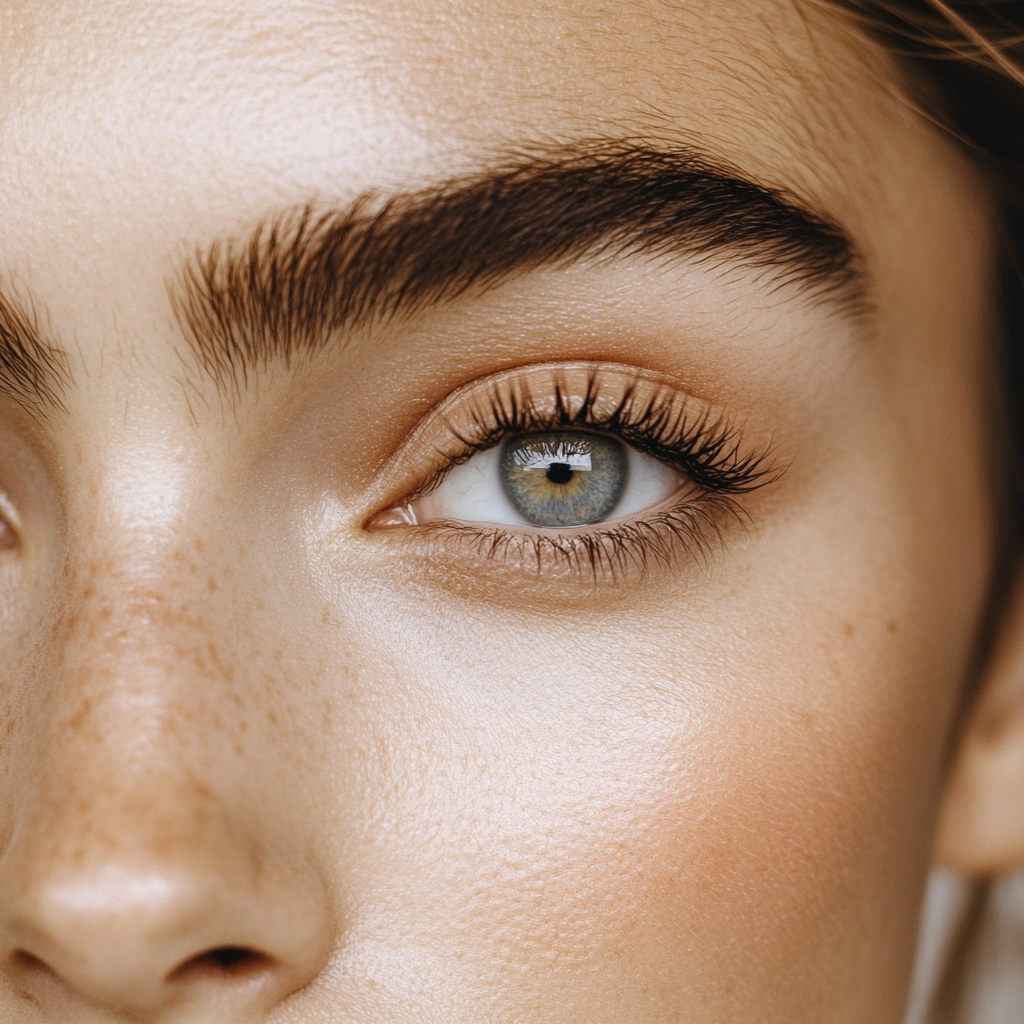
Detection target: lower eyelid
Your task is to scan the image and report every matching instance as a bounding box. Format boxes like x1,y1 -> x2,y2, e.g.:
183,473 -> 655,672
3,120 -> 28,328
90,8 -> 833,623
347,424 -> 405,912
387,488 -> 744,586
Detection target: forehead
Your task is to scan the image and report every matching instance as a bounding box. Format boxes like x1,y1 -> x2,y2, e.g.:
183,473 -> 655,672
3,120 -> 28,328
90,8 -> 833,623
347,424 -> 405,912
0,0 -> 947,257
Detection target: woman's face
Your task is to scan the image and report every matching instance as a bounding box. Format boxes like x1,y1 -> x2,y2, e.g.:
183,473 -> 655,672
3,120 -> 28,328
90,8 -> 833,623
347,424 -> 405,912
0,1 -> 999,1021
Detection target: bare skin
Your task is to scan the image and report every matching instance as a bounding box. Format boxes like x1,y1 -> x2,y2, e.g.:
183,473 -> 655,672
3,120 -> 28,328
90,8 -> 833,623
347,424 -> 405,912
0,1 -> 1015,1022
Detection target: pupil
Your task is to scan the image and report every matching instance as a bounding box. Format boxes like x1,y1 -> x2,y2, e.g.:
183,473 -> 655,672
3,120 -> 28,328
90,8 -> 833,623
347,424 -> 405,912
546,462 -> 574,485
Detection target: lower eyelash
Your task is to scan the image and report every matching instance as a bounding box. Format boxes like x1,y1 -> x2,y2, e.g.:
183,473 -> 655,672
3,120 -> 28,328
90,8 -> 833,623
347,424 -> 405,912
408,489 -> 747,583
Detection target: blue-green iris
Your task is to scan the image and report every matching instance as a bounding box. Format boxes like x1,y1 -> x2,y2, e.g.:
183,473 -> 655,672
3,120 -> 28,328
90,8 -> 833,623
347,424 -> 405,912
500,431 -> 628,527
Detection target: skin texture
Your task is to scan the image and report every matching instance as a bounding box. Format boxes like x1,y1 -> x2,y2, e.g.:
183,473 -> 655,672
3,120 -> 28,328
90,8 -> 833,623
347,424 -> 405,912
0,0 -> 1007,1021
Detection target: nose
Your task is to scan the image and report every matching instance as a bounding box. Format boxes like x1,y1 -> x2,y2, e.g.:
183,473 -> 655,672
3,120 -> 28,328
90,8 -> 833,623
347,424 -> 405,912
0,565 -> 335,1019
0,814 -> 332,1017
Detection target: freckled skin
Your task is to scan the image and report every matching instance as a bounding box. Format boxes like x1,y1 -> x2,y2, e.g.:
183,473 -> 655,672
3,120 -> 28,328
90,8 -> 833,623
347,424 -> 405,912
0,1 -> 1000,1022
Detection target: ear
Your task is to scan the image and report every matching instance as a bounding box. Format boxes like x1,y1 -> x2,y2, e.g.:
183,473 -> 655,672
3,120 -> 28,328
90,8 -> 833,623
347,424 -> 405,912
935,566 -> 1024,874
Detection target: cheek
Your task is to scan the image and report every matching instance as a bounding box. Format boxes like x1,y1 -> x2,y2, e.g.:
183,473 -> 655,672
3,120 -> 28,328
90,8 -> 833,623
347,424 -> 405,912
309,570 -> 956,1019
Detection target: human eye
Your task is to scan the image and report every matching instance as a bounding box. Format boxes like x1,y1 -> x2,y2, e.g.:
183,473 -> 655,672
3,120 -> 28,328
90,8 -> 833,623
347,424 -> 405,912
366,362 -> 776,580
410,428 -> 681,530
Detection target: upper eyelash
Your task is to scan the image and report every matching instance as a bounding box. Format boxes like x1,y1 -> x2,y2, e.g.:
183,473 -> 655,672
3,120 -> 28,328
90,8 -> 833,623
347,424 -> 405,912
422,369 -> 778,498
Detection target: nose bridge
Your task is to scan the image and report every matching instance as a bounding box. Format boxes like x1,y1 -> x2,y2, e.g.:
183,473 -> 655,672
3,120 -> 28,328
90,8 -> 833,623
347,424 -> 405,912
35,524 -> 232,808
68,532 -> 225,710
0,500 -> 335,1017
49,435 -> 227,749
31,496 -> 225,773
25,432 -> 283,854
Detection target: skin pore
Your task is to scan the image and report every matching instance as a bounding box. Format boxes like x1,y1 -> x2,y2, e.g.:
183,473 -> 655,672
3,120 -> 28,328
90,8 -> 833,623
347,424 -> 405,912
0,0 -> 1012,1021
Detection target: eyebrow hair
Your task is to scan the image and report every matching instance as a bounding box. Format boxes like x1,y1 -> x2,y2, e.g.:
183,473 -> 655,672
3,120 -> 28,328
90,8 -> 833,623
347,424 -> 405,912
0,287 -> 69,416
171,141 -> 867,390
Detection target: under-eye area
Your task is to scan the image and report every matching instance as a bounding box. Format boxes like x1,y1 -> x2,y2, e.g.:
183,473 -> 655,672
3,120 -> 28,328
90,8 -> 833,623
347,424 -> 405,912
367,361 -> 779,580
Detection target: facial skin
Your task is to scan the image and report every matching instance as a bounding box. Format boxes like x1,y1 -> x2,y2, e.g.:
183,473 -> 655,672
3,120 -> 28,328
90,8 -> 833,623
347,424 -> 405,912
0,0 -> 1006,1021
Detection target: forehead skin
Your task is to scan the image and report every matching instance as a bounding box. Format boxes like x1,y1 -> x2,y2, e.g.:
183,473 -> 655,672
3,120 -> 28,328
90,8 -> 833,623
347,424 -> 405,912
0,0 -> 947,291
0,1 -> 998,1023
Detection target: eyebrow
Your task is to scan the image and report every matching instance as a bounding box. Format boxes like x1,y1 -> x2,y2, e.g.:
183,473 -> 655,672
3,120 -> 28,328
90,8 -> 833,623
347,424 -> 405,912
0,287 -> 69,416
172,141 -> 867,390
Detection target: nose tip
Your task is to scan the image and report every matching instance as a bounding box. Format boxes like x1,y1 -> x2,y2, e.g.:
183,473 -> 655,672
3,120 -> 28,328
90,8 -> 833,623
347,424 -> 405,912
0,849 -> 334,1017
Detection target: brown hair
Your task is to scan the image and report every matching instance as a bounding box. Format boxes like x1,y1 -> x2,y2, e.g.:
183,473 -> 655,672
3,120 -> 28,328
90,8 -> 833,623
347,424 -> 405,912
834,2 -> 1024,544
825,7 -> 1024,1022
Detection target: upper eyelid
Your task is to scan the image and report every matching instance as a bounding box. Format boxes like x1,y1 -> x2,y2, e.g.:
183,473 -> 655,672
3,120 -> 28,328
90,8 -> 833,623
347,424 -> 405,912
362,362 -> 776,522
362,363 -> 684,503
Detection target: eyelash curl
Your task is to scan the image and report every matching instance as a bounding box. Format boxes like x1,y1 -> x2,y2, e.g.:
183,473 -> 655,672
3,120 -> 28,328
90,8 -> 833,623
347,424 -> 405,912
384,366 -> 780,583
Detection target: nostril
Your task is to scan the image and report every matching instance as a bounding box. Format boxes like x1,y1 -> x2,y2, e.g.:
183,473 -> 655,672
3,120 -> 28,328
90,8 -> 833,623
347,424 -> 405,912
168,946 -> 271,983
8,949 -> 67,996
11,950 -> 48,973
0,849 -> 333,1010
200,947 -> 260,971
